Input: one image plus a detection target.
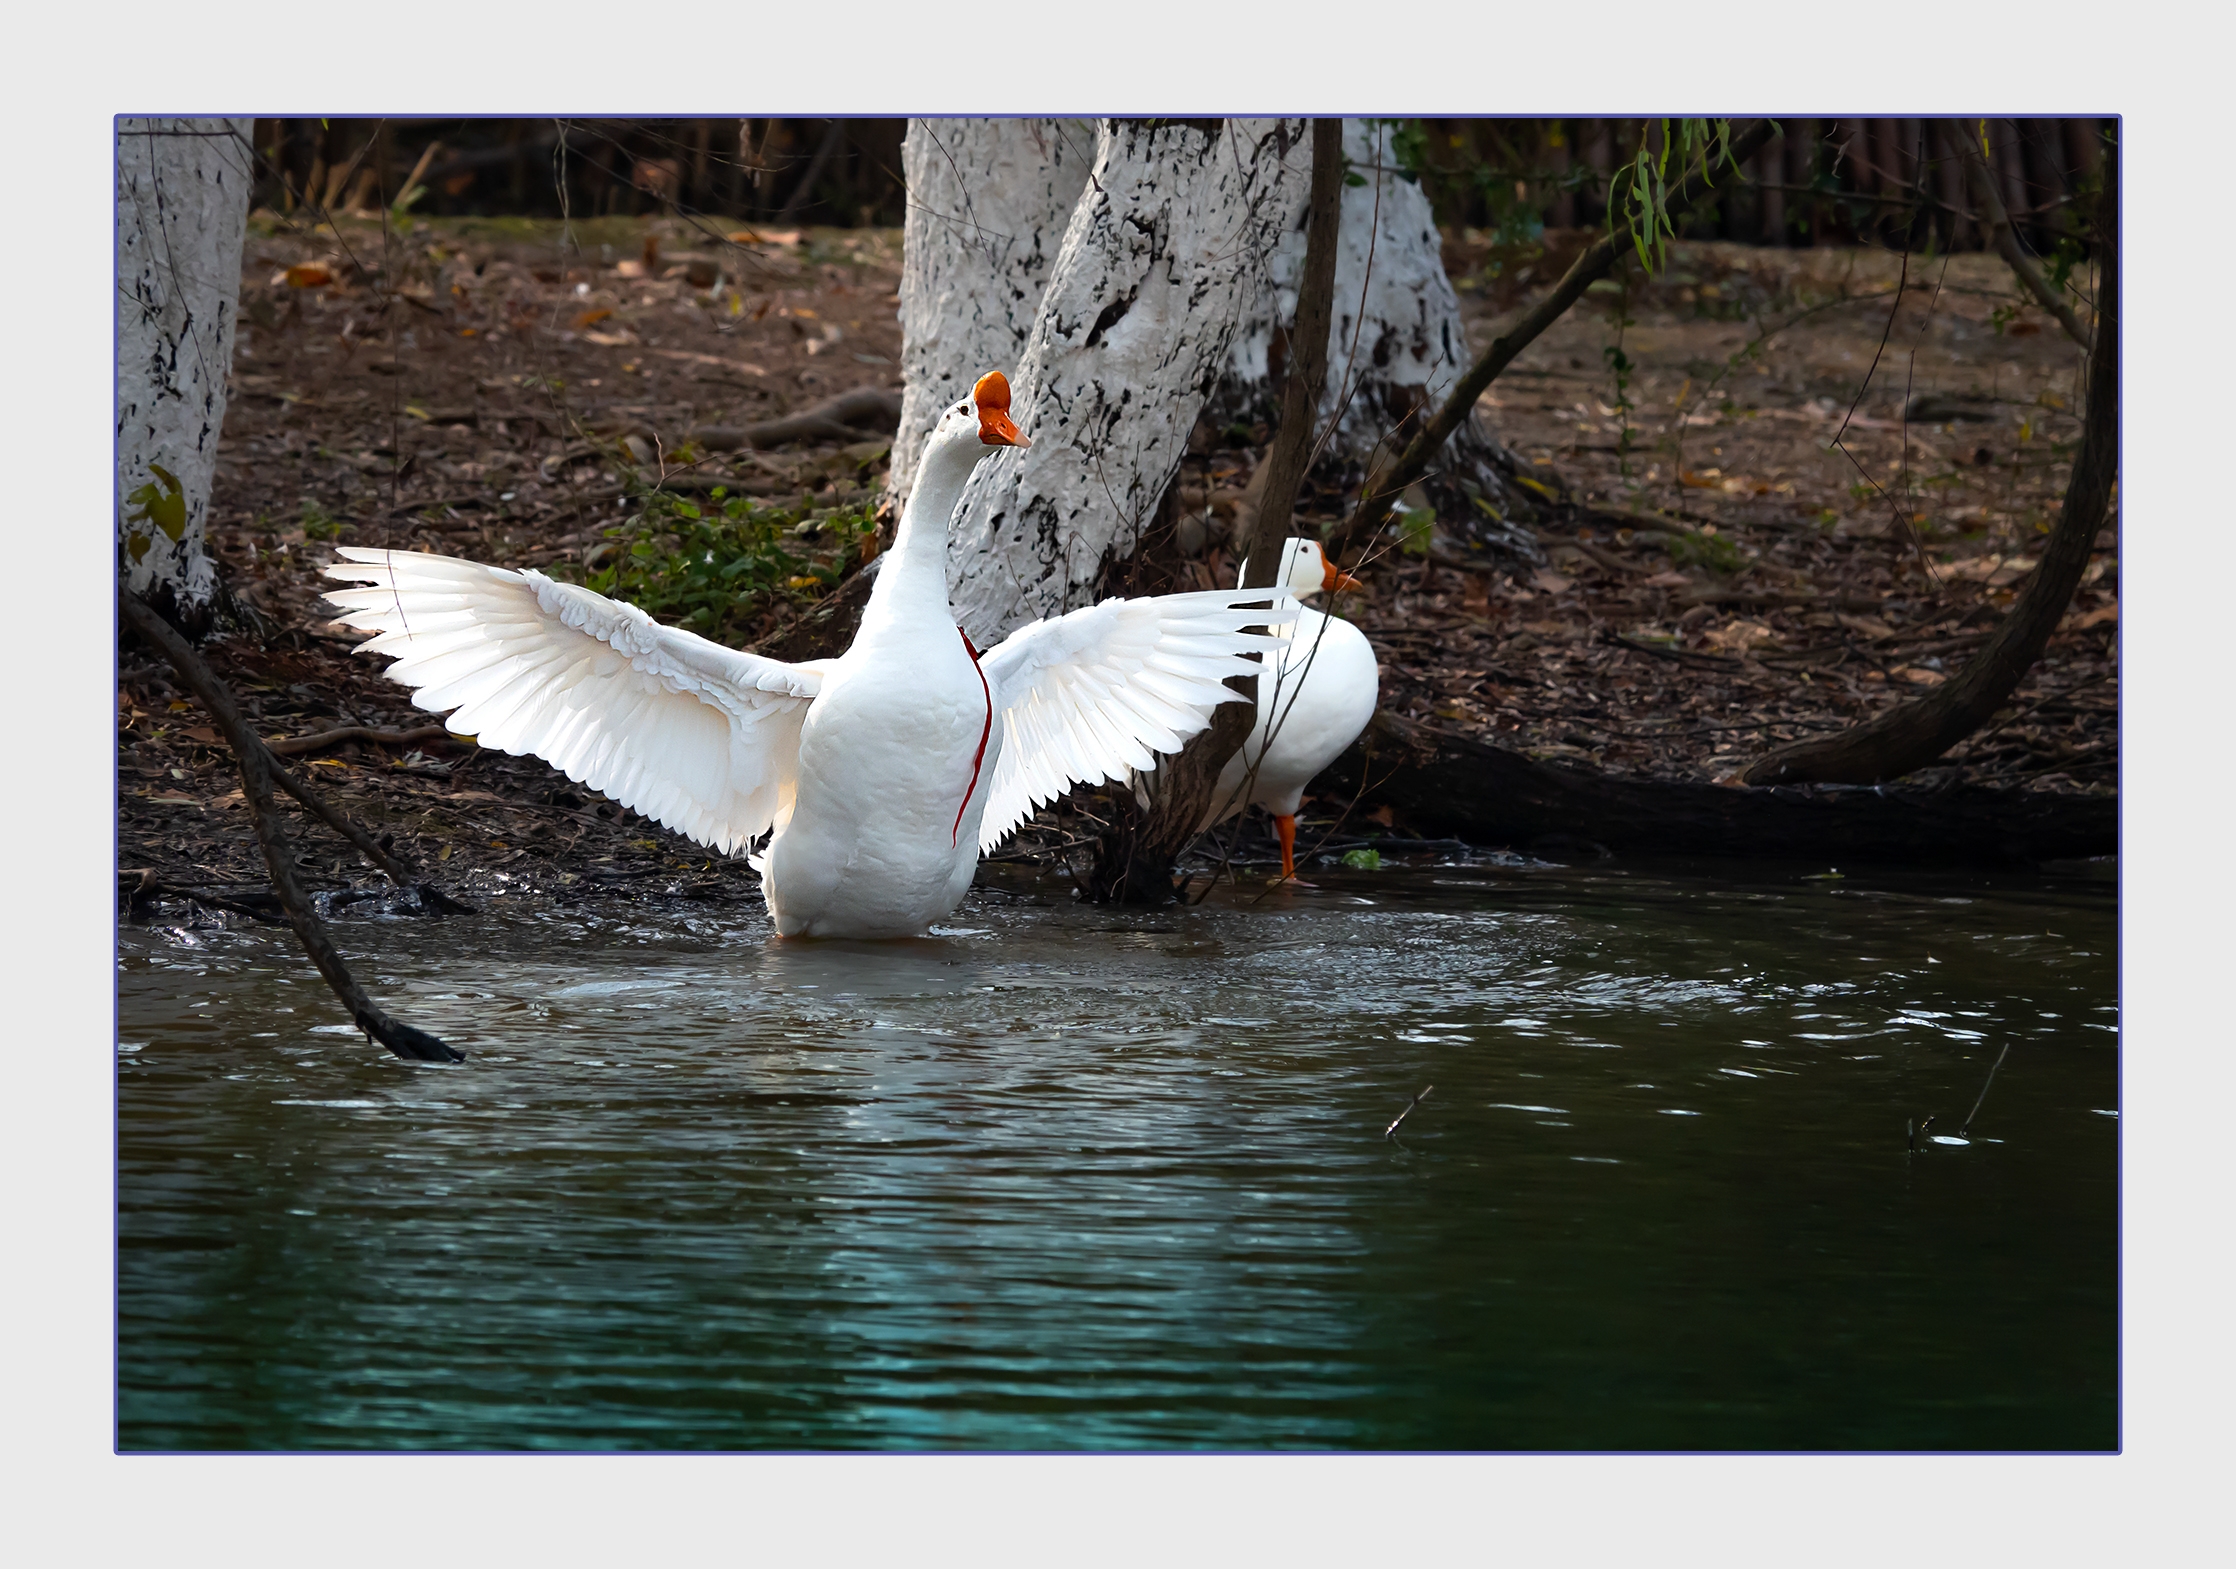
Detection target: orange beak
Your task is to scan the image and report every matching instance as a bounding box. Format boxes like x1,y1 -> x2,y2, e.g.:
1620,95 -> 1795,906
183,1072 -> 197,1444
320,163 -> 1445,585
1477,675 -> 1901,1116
1322,555 -> 1363,593
973,369 -> 1031,449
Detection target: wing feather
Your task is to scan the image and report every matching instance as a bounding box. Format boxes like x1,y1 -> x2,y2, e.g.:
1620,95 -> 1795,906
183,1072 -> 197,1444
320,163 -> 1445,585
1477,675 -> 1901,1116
321,547 -> 820,852
973,587 -> 1294,852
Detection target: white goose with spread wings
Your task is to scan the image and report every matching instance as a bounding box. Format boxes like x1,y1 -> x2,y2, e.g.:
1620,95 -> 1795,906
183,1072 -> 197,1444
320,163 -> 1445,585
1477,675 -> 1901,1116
322,371 -> 1292,938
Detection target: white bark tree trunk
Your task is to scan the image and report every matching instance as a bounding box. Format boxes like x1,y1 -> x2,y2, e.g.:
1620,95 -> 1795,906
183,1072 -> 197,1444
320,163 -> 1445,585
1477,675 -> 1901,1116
942,118 -> 1310,642
889,118 -> 1098,516
116,117 -> 253,632
1215,119 -> 1540,561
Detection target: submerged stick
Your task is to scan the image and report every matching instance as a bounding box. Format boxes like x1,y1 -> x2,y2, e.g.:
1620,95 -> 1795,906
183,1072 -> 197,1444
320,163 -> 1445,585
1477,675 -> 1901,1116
1384,1083 -> 1435,1139
121,589 -> 464,1063
1959,1044 -> 2013,1137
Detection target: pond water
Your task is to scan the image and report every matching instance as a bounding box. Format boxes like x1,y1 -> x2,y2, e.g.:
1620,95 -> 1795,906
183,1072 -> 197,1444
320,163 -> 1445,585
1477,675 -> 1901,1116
115,857 -> 2118,1451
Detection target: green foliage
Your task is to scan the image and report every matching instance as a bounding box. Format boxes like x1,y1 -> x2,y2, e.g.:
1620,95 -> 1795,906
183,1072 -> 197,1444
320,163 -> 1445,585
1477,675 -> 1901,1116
1396,506 -> 1435,558
299,497 -> 344,541
1377,118 -> 1589,252
124,462 -> 187,543
1339,848 -> 1383,870
570,485 -> 877,646
1603,278 -> 1638,477
1605,120 -> 1737,275
1665,528 -> 1746,575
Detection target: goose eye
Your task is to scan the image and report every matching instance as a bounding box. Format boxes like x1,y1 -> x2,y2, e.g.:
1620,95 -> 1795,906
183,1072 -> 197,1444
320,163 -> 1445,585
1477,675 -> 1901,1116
955,402 -> 968,414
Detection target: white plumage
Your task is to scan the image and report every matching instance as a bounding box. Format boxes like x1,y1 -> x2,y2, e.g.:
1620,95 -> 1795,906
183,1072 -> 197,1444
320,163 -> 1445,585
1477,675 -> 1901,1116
322,371 -> 1292,937
1199,538 -> 1381,881
976,591 -> 1293,853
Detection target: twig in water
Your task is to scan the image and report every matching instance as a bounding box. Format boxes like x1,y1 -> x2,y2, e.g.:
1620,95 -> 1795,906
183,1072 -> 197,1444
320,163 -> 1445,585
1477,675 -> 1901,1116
121,589 -> 465,1062
1908,1113 -> 1936,1152
1384,1083 -> 1435,1139
1959,1043 -> 2012,1137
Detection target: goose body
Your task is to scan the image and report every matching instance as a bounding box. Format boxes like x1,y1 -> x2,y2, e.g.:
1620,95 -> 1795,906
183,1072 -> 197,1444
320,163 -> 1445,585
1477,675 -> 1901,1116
323,372 -> 1292,938
1202,539 -> 1380,879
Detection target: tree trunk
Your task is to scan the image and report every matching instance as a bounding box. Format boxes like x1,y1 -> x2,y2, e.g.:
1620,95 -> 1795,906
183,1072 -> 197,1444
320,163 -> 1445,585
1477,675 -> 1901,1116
1319,710 -> 2113,867
116,117 -> 253,636
1084,117 -> 1347,904
943,118 -> 1310,645
1211,119 -> 1543,564
888,117 -> 1098,517
1324,120 -> 1781,569
1744,134 -> 2116,788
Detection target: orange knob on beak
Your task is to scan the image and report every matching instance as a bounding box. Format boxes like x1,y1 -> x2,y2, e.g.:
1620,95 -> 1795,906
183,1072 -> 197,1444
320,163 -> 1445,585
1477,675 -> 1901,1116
1322,555 -> 1363,593
973,370 -> 1031,449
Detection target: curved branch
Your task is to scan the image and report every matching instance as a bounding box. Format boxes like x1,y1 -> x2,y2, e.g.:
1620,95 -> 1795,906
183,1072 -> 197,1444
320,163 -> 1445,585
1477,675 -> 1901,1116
1953,119 -> 2094,352
120,589 -> 465,1062
1327,118 -> 1780,564
1744,136 -> 2116,788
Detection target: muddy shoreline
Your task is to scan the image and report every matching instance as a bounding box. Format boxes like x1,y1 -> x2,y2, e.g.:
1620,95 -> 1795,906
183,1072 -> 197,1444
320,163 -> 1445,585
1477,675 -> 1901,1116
118,215 -> 2114,909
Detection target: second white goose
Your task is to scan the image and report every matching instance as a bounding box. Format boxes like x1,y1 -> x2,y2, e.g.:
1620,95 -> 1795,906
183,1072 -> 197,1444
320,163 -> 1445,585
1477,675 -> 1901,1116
1200,537 -> 1380,881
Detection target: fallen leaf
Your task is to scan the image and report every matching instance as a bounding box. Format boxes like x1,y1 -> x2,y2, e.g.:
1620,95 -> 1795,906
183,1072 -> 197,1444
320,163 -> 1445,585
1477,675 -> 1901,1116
2067,600 -> 2117,630
574,307 -> 613,329
642,347 -> 766,376
1532,570 -> 1574,594
180,726 -> 222,745
1835,612 -> 1893,640
1641,570 -> 1693,588
1892,666 -> 1947,686
1702,619 -> 1778,653
583,330 -> 637,348
1679,468 -> 1722,488
283,263 -> 333,289
728,229 -> 801,247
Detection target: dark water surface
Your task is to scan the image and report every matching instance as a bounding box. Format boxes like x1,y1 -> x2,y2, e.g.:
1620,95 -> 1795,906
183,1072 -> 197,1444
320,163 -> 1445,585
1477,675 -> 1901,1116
116,858 -> 2118,1450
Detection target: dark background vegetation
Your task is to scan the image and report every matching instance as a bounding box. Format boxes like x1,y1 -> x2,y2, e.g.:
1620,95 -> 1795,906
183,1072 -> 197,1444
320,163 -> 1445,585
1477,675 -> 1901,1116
250,117 -> 2105,252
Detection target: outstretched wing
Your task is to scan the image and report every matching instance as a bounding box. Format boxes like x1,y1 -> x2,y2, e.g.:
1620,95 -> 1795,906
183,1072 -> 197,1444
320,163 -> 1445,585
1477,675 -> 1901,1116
321,547 -> 823,854
974,588 -> 1294,853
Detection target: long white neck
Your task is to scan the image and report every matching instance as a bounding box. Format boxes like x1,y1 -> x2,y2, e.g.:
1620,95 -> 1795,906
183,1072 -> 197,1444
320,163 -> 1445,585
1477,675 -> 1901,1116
866,434 -> 979,628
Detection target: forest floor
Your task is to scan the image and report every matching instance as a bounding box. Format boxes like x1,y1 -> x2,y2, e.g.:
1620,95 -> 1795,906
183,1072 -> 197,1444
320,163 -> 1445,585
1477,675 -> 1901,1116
117,212 -> 2115,915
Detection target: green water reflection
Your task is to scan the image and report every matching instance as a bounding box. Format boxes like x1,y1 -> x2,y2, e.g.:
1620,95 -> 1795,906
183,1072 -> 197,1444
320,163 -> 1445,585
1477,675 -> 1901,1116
115,858 -> 2117,1450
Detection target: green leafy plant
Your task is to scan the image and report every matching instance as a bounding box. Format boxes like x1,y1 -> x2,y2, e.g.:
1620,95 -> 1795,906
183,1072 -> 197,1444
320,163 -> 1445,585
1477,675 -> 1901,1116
1604,277 -> 1638,477
1377,119 -> 1593,254
300,497 -> 345,540
572,485 -> 876,646
1605,120 -> 1737,273
1396,506 -> 1435,558
1665,528 -> 1747,575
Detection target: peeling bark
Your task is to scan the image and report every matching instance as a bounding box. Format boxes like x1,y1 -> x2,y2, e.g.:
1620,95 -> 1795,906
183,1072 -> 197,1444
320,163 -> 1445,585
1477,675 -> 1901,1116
1086,118 -> 1347,904
1215,119 -> 1541,562
941,119 -> 1311,643
889,118 -> 1098,515
116,118 -> 253,635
